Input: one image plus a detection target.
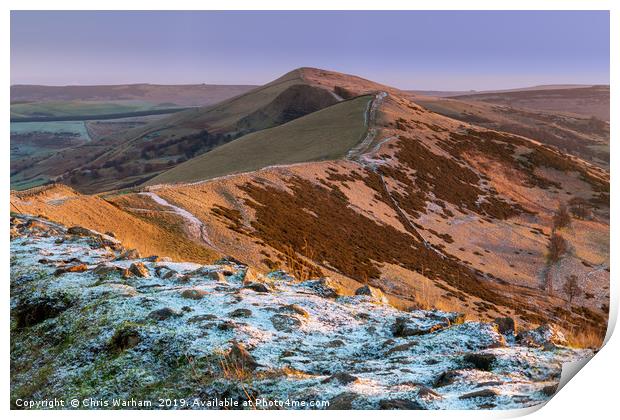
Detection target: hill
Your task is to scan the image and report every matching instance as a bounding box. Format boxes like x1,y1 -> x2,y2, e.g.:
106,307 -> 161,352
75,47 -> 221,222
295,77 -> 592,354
11,68 -> 610,350
11,83 -> 257,106
148,95 -> 373,185
12,68 -> 392,193
414,97 -> 609,168
449,85 -> 610,121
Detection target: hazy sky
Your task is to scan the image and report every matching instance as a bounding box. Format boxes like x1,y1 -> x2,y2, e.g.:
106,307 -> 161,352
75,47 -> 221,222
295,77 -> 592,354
11,10 -> 609,90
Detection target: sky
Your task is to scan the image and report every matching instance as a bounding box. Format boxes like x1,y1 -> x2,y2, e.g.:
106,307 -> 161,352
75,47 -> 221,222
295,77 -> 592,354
10,10 -> 610,90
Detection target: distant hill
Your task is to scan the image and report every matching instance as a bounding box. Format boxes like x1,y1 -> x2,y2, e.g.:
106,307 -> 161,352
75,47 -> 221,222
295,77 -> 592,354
11,83 -> 257,106
148,95 -> 373,185
449,85 -> 609,120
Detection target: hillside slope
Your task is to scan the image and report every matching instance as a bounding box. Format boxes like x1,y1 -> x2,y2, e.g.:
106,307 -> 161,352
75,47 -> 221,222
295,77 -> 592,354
11,68 -> 610,349
13,68 -> 391,193
148,95 -> 373,185
414,97 -> 610,168
449,85 -> 610,121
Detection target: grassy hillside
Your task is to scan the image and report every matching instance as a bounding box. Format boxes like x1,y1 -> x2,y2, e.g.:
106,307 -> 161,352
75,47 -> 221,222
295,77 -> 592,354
147,95 -> 372,185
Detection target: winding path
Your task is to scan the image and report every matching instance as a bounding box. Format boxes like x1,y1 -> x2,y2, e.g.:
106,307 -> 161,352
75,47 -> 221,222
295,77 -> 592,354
139,192 -> 219,250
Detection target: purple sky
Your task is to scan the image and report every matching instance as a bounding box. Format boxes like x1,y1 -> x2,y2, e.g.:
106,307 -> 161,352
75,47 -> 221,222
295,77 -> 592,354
10,10 -> 609,90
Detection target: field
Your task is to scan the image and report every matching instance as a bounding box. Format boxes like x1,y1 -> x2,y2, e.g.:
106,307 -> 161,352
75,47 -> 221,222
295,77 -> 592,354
10,100 -> 172,119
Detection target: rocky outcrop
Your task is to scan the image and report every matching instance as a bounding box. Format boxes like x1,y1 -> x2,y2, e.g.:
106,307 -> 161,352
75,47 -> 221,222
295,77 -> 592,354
10,215 -> 590,410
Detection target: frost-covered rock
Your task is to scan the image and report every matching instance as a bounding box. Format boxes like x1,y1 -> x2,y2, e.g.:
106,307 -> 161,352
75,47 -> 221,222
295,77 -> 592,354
9,215 -> 591,410
516,324 -> 568,348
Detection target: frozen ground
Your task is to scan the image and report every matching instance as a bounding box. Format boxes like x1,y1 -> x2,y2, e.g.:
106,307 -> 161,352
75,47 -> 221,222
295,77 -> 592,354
10,215 -> 589,410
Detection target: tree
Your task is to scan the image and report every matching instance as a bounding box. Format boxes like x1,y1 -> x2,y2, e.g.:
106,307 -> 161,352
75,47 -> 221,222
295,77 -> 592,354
563,275 -> 582,305
552,202 -> 571,230
547,233 -> 568,264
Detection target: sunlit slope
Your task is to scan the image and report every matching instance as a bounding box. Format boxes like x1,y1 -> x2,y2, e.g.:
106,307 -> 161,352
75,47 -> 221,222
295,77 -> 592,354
147,95 -> 372,185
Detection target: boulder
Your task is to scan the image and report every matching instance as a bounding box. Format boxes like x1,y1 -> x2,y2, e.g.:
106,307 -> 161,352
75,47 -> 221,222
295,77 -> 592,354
117,248 -> 141,260
67,226 -> 93,236
242,267 -> 262,284
355,285 -> 387,303
434,370 -> 462,387
54,264 -> 88,276
229,308 -> 252,318
109,323 -> 141,353
227,341 -> 259,371
494,317 -> 516,335
321,372 -> 359,385
516,324 -> 567,348
378,399 -> 424,410
270,314 -> 302,332
148,307 -> 182,321
463,353 -> 496,371
279,304 -> 309,318
129,262 -> 150,278
327,393 -> 359,410
243,282 -> 270,293
301,277 -> 340,298
14,294 -> 72,328
458,389 -> 499,400
92,263 -> 120,276
181,289 -> 207,300
391,317 -> 444,337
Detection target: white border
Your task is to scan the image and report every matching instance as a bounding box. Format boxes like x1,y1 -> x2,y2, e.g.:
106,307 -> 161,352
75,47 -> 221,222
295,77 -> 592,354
3,2 -> 617,419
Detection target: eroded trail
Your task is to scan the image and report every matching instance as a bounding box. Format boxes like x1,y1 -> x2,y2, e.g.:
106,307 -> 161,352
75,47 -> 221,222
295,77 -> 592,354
140,192 -> 218,250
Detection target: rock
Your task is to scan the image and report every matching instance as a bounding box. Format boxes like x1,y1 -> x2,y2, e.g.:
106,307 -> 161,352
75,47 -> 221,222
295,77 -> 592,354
116,248 -> 141,260
227,341 -> 259,371
14,294 -> 72,328
109,323 -> 140,353
386,341 -> 418,355
326,339 -> 345,348
270,314 -> 302,332
155,266 -> 178,279
229,308 -> 252,318
242,267 -> 261,284
301,277 -> 340,298
378,399 -> 424,410
355,285 -> 387,303
104,231 -> 116,238
459,389 -> 499,400
148,307 -> 181,321
215,255 -> 246,266
494,317 -> 516,335
121,268 -> 133,279
243,282 -> 270,293
206,271 -> 228,283
218,320 -> 236,331
54,263 -> 88,276
391,317 -> 444,337
145,255 -> 163,262
434,370 -> 462,387
181,289 -> 207,300
279,304 -> 309,318
463,353 -> 496,371
67,226 -> 93,236
92,263 -> 120,276
516,324 -> 567,348
417,386 -> 441,399
327,392 -> 359,410
187,314 -> 218,323
129,262 -> 150,278
322,372 -> 359,385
